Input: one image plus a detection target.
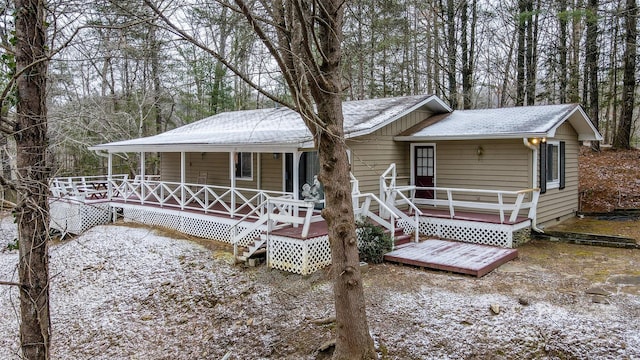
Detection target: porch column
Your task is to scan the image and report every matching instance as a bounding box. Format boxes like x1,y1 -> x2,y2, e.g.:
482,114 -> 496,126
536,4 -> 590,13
107,152 -> 113,199
180,151 -> 186,210
140,152 -> 146,204
230,151 -> 236,217
257,152 -> 262,193
293,151 -> 301,200
293,151 -> 301,218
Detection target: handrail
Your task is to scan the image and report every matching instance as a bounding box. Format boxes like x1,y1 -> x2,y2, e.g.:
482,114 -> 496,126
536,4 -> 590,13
398,185 -> 540,224
388,189 -> 422,242
352,192 -> 399,235
53,175 -> 294,220
230,197 -> 316,261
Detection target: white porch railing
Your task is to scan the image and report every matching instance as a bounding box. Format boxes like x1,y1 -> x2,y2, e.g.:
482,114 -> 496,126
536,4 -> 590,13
396,186 -> 541,225
51,175 -> 294,220
230,197 -> 320,261
379,162 -> 541,240
352,193 -> 399,235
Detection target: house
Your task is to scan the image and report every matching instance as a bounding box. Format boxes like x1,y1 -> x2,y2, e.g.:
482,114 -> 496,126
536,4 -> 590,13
49,95 -> 601,274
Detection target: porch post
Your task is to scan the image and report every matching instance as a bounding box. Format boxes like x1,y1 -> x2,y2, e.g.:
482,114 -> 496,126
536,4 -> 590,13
293,151 -> 301,201
140,152 -> 145,204
180,151 -> 186,210
257,152 -> 262,194
230,151 -> 236,217
293,151 -> 301,218
107,152 -> 113,199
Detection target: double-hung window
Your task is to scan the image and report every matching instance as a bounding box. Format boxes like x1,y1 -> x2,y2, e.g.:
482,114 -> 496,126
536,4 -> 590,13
540,141 -> 565,193
235,152 -> 252,180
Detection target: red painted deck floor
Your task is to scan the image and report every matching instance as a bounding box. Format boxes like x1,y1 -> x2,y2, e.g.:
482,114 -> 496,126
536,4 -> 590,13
384,239 -> 518,277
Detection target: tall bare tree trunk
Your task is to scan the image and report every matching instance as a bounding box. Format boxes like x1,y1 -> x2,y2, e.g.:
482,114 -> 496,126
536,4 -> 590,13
586,0 -> 600,150
558,0 -> 568,103
446,0 -> 457,109
613,0 -> 637,149
516,0 -> 527,106
14,0 -> 51,358
309,2 -> 375,357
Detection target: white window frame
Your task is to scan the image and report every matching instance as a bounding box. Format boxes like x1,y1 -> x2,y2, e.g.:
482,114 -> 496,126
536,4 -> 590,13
545,141 -> 560,189
235,152 -> 253,181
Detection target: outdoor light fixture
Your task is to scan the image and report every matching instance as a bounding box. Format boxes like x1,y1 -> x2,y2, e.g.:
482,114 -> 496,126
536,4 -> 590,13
476,146 -> 484,156
273,153 -> 281,159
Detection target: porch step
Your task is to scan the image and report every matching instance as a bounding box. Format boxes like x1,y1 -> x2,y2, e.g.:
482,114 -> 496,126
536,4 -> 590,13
240,234 -> 267,260
385,228 -> 413,247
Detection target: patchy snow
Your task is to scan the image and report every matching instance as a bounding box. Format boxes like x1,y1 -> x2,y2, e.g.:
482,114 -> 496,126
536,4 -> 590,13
1,213 -> 639,359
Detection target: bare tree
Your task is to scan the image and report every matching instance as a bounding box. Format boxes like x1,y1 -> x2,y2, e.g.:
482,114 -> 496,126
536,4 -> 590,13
7,0 -> 51,358
145,0 -> 375,358
586,0 -> 600,150
613,0 -> 637,149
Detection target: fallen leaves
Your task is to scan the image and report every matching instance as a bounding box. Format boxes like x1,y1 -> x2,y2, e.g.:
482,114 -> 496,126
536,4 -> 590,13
579,147 -> 640,213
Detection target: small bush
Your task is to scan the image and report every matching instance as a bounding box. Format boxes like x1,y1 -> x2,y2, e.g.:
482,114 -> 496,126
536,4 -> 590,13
6,238 -> 18,251
357,220 -> 393,264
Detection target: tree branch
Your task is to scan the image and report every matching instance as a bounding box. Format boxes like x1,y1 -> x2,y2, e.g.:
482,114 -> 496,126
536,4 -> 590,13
143,0 -> 294,110
0,280 -> 24,287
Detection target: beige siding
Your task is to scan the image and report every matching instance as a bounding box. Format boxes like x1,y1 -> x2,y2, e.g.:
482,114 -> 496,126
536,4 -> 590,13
348,110 -> 432,194
536,123 -> 580,225
160,152 -> 231,185
260,153 -> 284,192
432,140 -> 532,204
435,140 -> 531,191
160,152 -> 284,191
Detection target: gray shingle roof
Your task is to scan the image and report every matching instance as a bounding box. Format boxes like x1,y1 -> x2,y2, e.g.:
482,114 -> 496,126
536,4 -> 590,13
91,94 -> 450,152
396,104 -> 602,141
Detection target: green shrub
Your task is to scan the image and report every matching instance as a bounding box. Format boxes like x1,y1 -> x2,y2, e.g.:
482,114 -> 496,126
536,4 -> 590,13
6,238 -> 18,251
356,220 -> 393,264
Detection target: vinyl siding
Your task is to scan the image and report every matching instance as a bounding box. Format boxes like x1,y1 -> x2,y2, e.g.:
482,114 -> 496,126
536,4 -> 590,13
348,109 -> 432,195
433,140 -> 532,204
536,123 -> 580,225
260,153 -> 284,192
160,152 -> 284,191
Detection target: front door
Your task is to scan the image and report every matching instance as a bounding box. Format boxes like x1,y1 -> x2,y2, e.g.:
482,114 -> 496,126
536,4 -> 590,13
414,146 -> 435,199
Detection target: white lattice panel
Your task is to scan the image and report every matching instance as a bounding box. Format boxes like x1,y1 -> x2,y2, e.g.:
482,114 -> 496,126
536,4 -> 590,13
49,199 -> 111,235
117,205 -> 262,244
268,235 -> 331,275
182,217 -> 233,243
418,217 -> 519,248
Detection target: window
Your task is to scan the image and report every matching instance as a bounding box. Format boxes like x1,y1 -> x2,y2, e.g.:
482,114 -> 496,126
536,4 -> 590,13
540,141 -> 565,193
235,152 -> 252,179
546,142 -> 560,186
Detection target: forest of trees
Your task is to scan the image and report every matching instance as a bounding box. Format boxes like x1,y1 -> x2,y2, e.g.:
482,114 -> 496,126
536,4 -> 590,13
2,0 -> 639,173
0,1 -> 636,359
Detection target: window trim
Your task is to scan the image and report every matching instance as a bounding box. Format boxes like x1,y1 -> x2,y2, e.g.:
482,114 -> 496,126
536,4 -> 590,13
235,152 -> 253,181
546,141 -> 560,189
539,140 -> 565,193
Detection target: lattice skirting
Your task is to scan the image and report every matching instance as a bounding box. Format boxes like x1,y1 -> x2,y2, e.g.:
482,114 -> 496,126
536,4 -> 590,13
410,216 -> 531,248
119,205 -> 262,246
268,235 -> 331,275
49,199 -> 112,235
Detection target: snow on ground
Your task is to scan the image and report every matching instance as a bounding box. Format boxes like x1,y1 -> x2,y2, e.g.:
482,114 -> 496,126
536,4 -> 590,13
1,213 -> 639,359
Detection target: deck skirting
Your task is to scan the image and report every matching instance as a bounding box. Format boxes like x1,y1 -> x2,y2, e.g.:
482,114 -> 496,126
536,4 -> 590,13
398,216 -> 531,248
50,198 -> 111,235
268,234 -> 331,275
117,203 -> 263,247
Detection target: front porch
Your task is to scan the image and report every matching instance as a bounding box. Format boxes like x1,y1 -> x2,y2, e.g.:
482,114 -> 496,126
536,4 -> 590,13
49,170 -> 539,275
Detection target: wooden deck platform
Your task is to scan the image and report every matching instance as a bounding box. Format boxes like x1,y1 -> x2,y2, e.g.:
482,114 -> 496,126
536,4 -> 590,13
384,239 -> 518,277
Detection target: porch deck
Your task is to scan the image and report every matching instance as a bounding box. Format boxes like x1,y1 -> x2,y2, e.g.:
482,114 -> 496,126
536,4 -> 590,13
383,239 -> 518,277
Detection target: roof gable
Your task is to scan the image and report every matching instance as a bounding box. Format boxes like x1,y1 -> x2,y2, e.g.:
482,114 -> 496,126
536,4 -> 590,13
395,104 -> 602,141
